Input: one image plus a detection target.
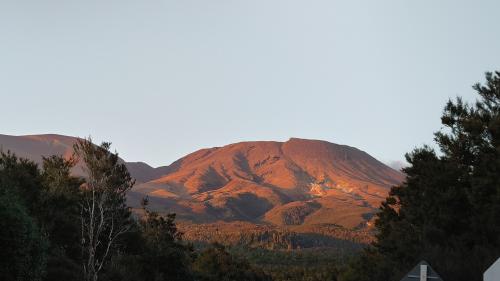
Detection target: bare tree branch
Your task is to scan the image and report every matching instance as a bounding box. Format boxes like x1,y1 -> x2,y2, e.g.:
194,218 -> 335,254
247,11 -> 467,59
75,138 -> 134,281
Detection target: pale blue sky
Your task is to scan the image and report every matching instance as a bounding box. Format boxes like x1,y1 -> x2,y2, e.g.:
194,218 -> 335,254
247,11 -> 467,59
1,0 -> 499,167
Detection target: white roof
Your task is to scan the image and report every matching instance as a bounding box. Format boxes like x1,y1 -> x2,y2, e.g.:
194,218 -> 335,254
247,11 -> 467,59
484,258 -> 500,281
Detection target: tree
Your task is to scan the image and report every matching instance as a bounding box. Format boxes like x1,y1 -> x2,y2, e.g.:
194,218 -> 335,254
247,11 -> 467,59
340,71 -> 500,281
0,152 -> 47,281
192,243 -> 271,281
74,138 -> 134,281
0,192 -> 47,281
0,151 -> 43,214
40,155 -> 84,281
138,199 -> 194,281
101,198 -> 194,281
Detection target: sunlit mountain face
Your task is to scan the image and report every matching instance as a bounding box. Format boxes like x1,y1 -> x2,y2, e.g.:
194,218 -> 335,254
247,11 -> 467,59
0,134 -> 403,230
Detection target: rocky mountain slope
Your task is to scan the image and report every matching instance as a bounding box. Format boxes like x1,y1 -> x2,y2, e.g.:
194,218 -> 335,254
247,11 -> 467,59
132,138 -> 404,229
0,134 -> 404,230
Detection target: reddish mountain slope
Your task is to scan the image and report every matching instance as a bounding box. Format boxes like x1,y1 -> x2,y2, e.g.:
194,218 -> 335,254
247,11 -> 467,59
0,134 -> 404,229
133,138 -> 404,229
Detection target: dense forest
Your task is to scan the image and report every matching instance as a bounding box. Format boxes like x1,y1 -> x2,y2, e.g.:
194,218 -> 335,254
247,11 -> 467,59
1,71 -> 499,281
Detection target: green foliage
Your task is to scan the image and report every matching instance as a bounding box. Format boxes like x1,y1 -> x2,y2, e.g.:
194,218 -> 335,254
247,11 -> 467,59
264,264 -> 338,281
340,71 -> 500,281
40,155 -> 84,281
180,222 -> 370,251
0,192 -> 47,281
101,253 -> 145,281
229,246 -> 342,281
137,202 -> 194,281
40,156 -> 83,253
101,200 -> 194,281
0,152 -> 48,281
74,138 -> 135,281
192,244 -> 272,281
0,152 -> 43,214
0,152 -> 84,281
43,248 -> 82,281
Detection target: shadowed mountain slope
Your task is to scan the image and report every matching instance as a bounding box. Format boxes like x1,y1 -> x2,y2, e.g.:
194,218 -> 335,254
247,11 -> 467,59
0,134 -> 169,183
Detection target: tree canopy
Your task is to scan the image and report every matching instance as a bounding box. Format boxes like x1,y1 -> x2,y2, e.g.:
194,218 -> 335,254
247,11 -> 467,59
340,71 -> 500,281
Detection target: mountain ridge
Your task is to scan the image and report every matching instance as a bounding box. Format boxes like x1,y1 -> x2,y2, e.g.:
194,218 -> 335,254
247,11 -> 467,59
0,133 -> 169,182
0,133 -> 404,230
132,137 -> 404,229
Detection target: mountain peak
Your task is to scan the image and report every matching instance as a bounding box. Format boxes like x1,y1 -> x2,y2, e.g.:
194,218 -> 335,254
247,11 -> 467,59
0,133 -> 404,229
133,137 -> 404,228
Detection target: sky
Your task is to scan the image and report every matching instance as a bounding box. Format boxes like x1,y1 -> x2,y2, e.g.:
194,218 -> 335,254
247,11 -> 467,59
1,0 -> 500,167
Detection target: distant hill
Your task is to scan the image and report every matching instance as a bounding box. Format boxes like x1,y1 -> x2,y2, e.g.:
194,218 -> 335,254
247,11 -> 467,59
0,134 -> 169,183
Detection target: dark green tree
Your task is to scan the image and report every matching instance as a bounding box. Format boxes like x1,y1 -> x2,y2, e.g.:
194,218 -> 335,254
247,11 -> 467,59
340,71 -> 500,281
0,192 -> 47,281
0,152 -> 47,281
138,200 -> 194,281
0,152 -> 43,214
102,198 -> 194,281
192,243 -> 271,281
40,155 -> 84,281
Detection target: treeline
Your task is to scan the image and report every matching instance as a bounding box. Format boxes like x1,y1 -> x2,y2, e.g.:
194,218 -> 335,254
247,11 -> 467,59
179,223 -> 365,281
179,222 -> 372,250
231,246 -> 347,281
338,72 -> 500,281
0,139 -> 271,281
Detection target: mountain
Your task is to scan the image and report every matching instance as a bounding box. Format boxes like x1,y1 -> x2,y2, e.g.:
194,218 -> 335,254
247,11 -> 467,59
125,162 -> 172,183
132,138 -> 404,229
0,134 -> 404,230
0,134 -> 169,183
0,134 -> 77,163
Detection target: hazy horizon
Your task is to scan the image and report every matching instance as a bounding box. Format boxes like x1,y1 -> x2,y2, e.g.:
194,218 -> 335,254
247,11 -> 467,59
2,0 -> 500,166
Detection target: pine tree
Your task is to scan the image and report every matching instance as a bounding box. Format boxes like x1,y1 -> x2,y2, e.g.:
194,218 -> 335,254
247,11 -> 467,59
340,71 -> 500,281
